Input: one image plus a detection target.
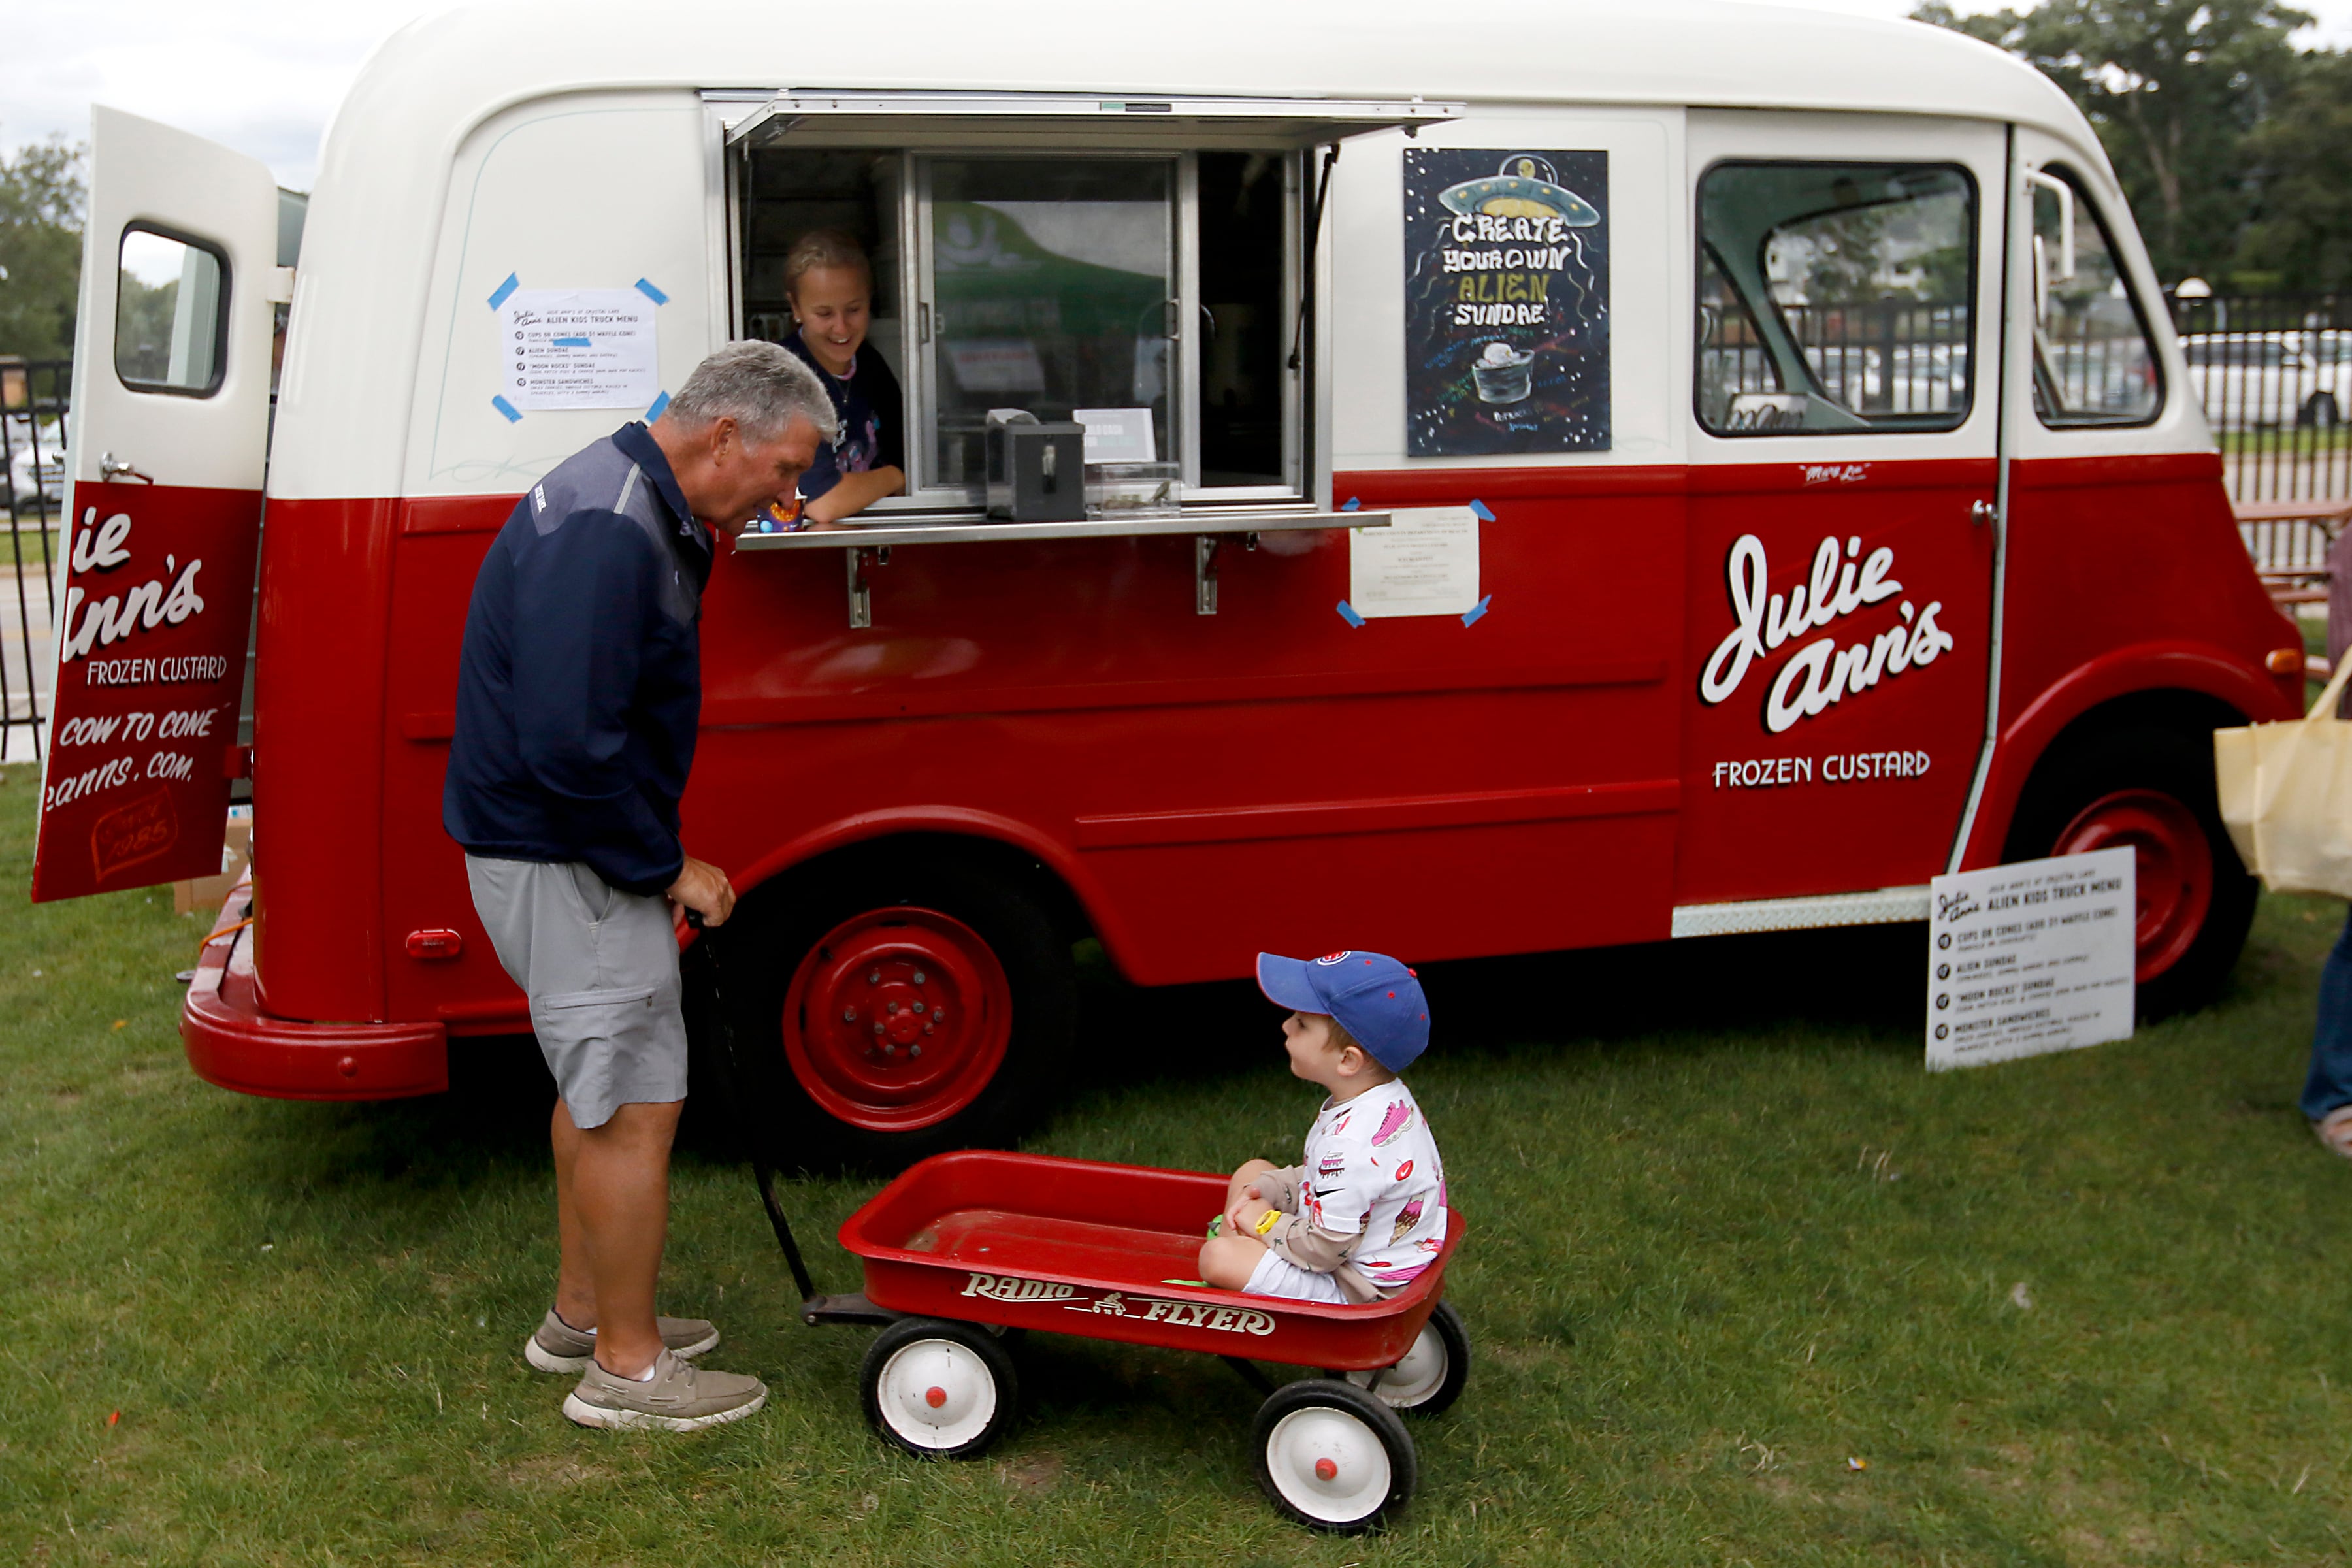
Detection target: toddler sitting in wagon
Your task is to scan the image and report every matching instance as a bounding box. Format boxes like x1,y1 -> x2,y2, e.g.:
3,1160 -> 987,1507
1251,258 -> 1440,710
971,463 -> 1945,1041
1198,951 -> 1448,1304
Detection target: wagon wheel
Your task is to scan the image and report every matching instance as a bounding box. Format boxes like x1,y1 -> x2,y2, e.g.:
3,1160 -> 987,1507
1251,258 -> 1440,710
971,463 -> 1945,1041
860,1317 -> 1019,1459
1341,1299 -> 1469,1417
1252,1379 -> 1416,1533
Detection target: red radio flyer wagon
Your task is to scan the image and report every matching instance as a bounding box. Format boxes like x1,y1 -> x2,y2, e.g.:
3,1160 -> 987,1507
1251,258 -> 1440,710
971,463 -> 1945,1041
785,1149 -> 1468,1534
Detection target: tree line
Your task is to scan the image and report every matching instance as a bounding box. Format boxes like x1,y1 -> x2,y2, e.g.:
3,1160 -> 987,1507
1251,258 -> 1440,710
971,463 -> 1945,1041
1914,0 -> 2351,291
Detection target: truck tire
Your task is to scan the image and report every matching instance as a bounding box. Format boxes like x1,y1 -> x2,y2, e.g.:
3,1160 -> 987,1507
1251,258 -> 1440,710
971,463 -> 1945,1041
2001,719 -> 2256,1019
717,848 -> 1076,1171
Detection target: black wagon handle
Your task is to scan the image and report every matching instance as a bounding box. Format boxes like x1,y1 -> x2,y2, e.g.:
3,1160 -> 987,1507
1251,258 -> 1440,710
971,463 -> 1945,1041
686,907 -> 821,1305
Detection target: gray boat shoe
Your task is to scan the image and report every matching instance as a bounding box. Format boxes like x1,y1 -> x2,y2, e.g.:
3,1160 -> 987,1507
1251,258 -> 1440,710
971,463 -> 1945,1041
561,1347 -> 768,1433
525,1309 -> 720,1374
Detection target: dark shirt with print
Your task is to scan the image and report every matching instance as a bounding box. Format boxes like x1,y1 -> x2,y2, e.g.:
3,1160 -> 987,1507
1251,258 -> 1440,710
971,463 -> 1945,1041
779,329 -> 904,501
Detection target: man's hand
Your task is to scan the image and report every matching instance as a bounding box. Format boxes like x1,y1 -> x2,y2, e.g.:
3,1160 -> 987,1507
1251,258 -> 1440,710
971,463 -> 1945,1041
665,856 -> 737,928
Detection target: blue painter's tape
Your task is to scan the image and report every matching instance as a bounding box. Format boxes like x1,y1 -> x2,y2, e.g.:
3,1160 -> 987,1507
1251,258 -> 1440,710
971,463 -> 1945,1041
491,395 -> 522,423
1469,498 -> 1495,521
645,390 -> 671,422
1336,600 -> 1365,628
1339,496 -> 1361,512
487,272 -> 520,310
634,278 -> 669,305
1462,594 -> 1492,628
551,336 -> 591,348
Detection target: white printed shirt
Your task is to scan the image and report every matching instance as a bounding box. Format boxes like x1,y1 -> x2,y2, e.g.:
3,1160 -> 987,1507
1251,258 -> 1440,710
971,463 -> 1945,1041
1268,1080 -> 1448,1296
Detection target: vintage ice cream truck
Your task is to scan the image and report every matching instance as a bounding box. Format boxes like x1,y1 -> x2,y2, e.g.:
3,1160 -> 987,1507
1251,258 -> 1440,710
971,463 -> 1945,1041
41,0 -> 2302,1163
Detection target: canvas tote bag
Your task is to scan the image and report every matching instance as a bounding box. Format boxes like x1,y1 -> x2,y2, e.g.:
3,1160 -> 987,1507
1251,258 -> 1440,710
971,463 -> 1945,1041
2215,655 -> 2352,899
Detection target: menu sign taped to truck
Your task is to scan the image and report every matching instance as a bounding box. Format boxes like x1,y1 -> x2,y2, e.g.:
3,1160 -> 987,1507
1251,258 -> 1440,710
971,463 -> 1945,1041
1402,149 -> 1610,457
1925,849 -> 2135,1071
499,288 -> 659,411
1350,506 -> 1480,619
32,483 -> 263,901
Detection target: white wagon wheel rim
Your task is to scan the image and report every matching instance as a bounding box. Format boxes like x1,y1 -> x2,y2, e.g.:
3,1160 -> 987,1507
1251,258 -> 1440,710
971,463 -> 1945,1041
1348,1319 -> 1448,1407
1264,1405 -> 1392,1524
875,1337 -> 998,1450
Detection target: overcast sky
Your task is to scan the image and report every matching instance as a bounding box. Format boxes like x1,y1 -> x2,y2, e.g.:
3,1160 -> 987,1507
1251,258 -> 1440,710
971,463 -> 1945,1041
7,0 -> 2352,191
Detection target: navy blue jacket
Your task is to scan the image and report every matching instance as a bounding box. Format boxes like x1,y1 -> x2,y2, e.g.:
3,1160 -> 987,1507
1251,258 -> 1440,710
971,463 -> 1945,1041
442,423 -> 713,895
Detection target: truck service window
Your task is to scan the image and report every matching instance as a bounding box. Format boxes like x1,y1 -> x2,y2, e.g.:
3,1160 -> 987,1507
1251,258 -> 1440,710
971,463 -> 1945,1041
115,226 -> 229,397
738,141 -> 1304,508
2030,165 -> 2162,428
1695,162 -> 1976,435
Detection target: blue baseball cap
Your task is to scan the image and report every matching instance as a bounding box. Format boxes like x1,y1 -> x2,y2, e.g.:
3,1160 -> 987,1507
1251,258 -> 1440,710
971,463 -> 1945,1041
1255,950 -> 1430,1072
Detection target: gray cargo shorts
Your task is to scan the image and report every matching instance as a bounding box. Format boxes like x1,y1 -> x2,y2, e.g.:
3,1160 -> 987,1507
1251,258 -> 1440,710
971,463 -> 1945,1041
464,855 -> 687,1130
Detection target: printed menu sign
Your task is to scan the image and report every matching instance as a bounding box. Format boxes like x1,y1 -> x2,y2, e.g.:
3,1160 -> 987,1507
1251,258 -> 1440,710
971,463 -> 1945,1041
1925,849 -> 2136,1071
499,288 -> 659,410
1350,507 -> 1480,619
1402,149 -> 1610,457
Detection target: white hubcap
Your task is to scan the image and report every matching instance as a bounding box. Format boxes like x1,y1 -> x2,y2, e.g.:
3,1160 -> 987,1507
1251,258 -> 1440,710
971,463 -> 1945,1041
875,1339 -> 996,1450
1266,1405 -> 1391,1524
1348,1320 -> 1448,1407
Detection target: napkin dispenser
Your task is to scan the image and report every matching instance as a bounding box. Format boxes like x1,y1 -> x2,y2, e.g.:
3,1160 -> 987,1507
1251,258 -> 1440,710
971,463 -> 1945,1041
985,410 -> 1086,522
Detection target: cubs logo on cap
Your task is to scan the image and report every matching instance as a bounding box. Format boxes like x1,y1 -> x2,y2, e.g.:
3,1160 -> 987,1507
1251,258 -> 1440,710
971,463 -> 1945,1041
1256,949 -> 1431,1072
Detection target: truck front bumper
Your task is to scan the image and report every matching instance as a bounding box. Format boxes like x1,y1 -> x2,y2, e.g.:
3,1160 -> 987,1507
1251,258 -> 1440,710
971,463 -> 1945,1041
181,876 -> 448,1100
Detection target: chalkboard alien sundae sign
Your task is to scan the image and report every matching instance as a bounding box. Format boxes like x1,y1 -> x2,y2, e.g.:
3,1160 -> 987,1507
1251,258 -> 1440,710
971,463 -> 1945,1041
1402,149 -> 1610,456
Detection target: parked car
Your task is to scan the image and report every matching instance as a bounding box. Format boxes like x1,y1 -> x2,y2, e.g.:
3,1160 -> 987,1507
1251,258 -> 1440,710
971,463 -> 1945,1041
2178,330 -> 2349,430
4,414 -> 67,514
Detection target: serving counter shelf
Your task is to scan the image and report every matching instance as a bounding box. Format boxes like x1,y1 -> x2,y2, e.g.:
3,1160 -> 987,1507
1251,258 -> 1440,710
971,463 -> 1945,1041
732,507 -> 1389,627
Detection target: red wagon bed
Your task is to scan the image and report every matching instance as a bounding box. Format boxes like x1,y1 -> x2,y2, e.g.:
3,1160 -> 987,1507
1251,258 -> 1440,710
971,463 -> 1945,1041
821,1149 -> 1469,1533
840,1149 -> 1463,1371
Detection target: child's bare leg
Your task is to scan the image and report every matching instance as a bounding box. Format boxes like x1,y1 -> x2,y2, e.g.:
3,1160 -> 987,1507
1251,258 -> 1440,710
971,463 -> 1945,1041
1199,1230 -> 1269,1290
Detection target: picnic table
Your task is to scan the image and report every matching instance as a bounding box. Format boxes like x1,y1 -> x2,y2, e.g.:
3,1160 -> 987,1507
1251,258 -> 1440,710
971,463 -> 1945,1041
2236,497 -> 2352,610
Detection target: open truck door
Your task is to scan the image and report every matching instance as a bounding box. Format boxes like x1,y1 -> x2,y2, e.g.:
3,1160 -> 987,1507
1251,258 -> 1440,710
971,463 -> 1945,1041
33,107 -> 281,901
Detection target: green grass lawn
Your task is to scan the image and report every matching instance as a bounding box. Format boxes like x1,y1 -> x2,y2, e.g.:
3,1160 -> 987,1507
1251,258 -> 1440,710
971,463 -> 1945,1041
7,765 -> 2352,1567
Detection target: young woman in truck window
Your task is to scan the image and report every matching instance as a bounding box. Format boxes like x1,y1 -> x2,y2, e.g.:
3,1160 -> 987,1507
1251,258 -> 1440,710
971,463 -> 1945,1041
771,229 -> 906,527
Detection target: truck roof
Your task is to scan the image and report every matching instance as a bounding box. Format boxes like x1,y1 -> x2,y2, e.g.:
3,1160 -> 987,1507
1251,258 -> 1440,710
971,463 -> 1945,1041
266,0 -> 2108,500
327,0 -> 2097,179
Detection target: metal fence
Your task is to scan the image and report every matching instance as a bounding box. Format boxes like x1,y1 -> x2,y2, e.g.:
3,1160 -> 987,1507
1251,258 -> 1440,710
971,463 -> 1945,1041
2164,293 -> 2351,505
0,359 -> 66,765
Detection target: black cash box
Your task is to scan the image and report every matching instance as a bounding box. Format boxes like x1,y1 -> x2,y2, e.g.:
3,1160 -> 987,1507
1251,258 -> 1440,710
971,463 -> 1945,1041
985,412 -> 1086,522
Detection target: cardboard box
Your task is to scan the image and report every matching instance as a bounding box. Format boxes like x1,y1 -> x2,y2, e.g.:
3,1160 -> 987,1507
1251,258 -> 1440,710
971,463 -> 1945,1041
174,804 -> 252,916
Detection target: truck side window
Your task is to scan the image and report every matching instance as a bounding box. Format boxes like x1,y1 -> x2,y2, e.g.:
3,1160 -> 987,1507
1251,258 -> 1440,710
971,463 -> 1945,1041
1695,161 -> 1975,436
2031,165 -> 2162,427
115,225 -> 229,397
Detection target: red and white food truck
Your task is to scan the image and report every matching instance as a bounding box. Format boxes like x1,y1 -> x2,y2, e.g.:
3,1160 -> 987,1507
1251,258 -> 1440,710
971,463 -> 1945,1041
41,0 -> 2304,1163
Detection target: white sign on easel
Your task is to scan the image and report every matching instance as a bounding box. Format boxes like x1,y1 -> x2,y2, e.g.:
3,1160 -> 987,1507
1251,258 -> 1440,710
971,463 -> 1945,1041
1926,848 -> 2136,1071
1349,506 -> 1480,618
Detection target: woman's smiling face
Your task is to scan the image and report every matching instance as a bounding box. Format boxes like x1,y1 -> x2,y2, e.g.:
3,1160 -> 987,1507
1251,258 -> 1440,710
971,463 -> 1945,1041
789,263 -> 872,377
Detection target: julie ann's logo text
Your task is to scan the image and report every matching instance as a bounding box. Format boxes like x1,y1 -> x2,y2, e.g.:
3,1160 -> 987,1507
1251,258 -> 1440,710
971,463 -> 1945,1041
1701,532 -> 1955,734
59,510 -> 207,665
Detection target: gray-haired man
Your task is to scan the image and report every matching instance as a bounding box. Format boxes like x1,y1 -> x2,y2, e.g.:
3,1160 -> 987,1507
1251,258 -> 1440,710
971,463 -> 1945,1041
444,342 -> 836,1430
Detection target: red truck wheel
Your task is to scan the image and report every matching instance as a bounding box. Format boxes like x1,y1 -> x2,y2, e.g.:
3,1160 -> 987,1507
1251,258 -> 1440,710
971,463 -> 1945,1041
781,906 -> 1013,1135
2002,719 -> 2256,1019
719,850 -> 1075,1171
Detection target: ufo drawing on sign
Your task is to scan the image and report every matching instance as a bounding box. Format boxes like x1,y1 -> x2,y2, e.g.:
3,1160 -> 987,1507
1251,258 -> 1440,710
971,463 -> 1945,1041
1438,154 -> 1601,225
